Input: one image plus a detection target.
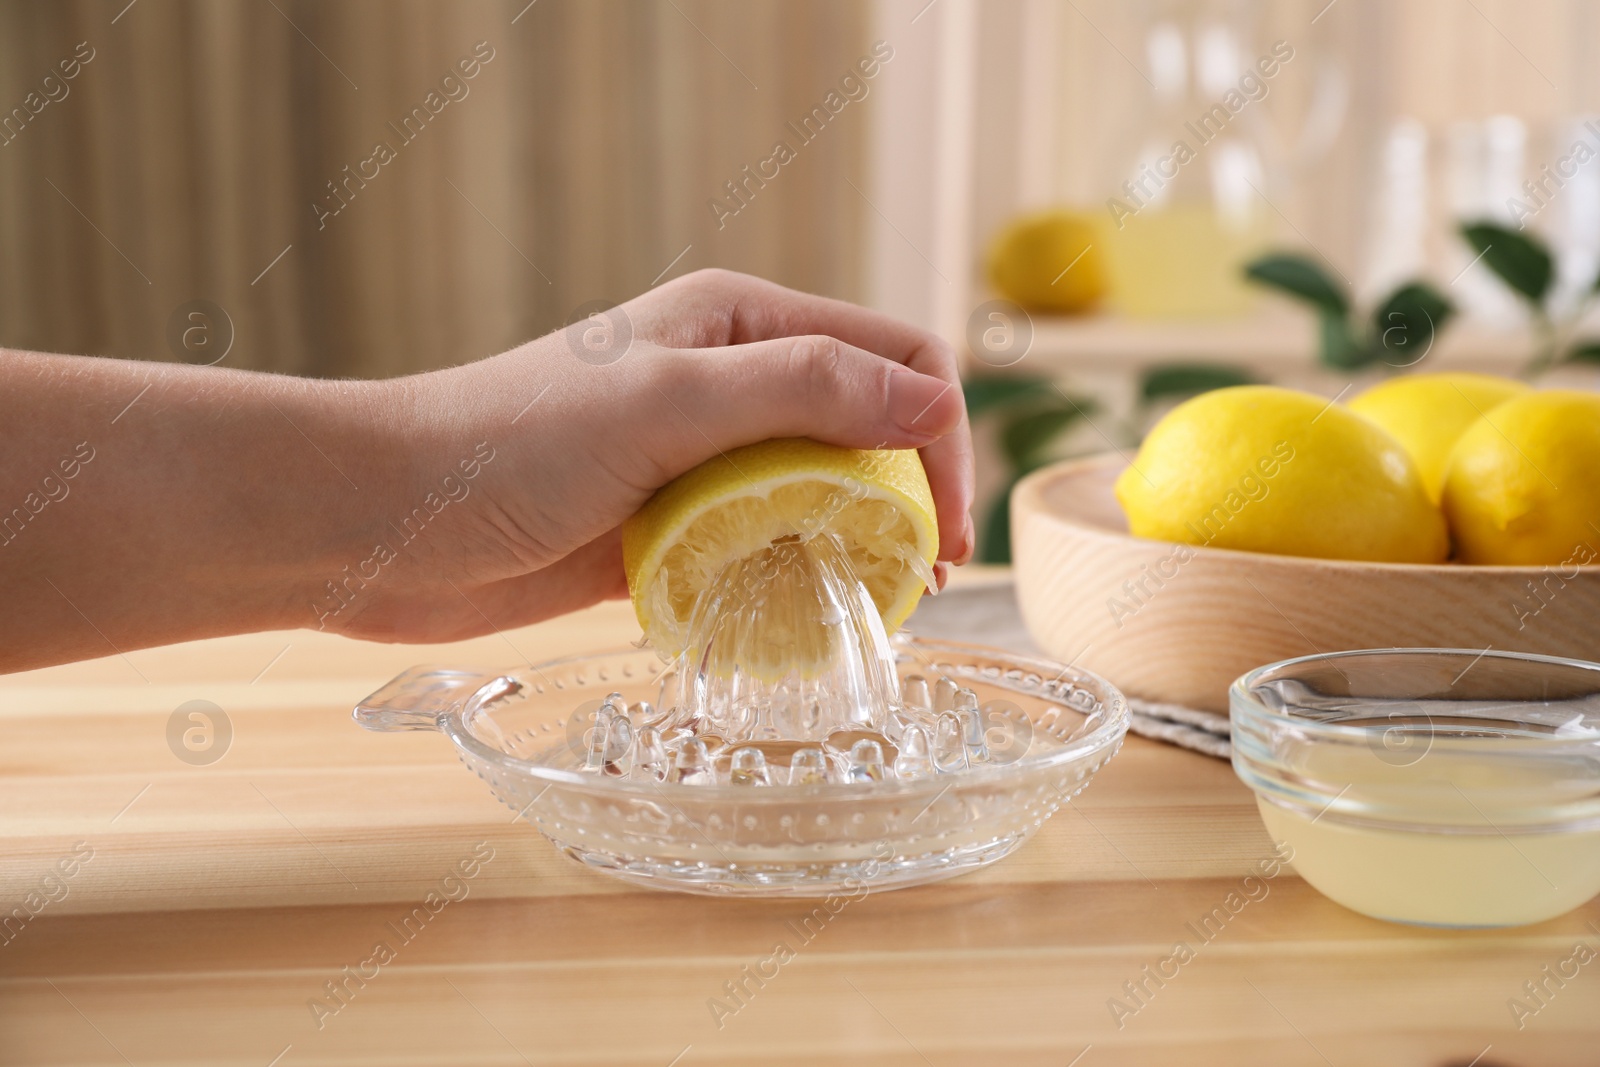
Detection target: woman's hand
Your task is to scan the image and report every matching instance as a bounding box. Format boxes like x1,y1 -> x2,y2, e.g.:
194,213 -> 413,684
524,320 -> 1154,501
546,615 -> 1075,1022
338,269 -> 974,643
0,270 -> 972,671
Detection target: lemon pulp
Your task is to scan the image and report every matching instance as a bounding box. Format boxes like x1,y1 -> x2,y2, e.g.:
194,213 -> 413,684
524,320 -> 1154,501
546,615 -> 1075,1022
621,439 -> 939,742
623,439 -> 938,661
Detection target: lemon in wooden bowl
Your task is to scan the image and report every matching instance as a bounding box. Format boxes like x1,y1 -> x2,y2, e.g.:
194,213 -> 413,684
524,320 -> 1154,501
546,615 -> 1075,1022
1443,389 -> 1600,566
1013,387 -> 1597,712
1349,371 -> 1530,502
1113,385 -> 1447,564
1013,454 -> 1600,712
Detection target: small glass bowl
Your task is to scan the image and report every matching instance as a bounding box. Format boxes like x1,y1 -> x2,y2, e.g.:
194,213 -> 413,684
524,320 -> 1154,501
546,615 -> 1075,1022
355,635 -> 1129,897
1231,648 -> 1600,928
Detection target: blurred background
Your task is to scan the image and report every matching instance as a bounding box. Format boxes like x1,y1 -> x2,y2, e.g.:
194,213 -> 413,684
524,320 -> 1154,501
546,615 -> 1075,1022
3,0 -> 1598,555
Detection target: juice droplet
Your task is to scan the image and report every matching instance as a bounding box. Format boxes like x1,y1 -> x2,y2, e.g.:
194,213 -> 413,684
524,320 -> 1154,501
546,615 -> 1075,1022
670,739 -> 716,785
602,712 -> 634,777
846,738 -> 886,783
634,726 -> 670,782
730,746 -> 773,786
894,724 -> 935,780
956,688 -> 988,763
789,747 -> 832,785
585,701 -> 617,773
933,712 -> 968,772
903,674 -> 931,711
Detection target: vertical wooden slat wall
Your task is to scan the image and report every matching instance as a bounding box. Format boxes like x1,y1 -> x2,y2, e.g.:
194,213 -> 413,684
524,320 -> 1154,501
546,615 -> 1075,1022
0,0 -> 870,378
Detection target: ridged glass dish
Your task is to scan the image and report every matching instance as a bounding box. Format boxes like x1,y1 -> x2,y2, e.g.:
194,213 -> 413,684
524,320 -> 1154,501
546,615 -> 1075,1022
355,636 -> 1129,897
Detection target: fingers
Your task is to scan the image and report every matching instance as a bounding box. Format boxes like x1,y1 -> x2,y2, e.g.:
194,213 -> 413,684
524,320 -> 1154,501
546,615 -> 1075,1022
647,333 -> 951,449
642,335 -> 972,558
916,418 -> 976,563
639,272 -> 975,563
661,270 -> 949,370
953,514 -> 974,566
710,275 -> 975,563
676,270 -> 970,411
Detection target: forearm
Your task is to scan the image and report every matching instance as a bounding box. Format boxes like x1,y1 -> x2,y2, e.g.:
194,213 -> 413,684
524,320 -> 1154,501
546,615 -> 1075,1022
0,350 -> 407,672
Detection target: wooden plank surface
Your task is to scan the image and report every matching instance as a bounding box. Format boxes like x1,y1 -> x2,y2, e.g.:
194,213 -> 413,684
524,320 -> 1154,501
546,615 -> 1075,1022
1,569 -> 1596,1066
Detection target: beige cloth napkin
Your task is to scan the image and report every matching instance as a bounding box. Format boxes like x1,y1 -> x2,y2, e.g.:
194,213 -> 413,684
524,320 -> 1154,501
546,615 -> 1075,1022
1125,698 -> 1232,759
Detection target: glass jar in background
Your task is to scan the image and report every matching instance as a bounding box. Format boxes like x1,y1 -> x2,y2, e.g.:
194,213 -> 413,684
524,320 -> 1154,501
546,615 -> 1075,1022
1100,4 -> 1272,318
1097,0 -> 1346,319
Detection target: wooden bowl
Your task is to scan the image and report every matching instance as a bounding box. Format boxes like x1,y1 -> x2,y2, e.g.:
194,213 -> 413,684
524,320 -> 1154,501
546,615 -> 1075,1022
1011,453 -> 1600,712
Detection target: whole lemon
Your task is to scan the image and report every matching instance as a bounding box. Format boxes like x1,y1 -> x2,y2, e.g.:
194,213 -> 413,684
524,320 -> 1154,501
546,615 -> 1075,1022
1348,372 -> 1530,502
1441,390 -> 1600,565
987,210 -> 1106,313
1116,385 -> 1448,563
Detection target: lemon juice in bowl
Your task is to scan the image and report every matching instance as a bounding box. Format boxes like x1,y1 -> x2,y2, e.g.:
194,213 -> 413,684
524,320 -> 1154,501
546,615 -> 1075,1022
1232,649 -> 1600,927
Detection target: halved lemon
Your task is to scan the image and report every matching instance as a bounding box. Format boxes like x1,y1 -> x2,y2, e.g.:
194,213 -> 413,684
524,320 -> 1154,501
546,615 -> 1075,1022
622,439 -> 939,659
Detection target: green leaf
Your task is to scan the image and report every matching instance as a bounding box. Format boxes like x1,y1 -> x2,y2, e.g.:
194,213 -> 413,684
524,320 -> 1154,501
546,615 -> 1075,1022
998,405 -> 1089,470
1139,363 -> 1259,403
1243,253 -> 1349,316
1372,282 -> 1455,366
1459,221 -> 1553,304
979,481 -> 1016,564
1319,309 -> 1376,369
962,375 -> 1056,420
1565,339 -> 1600,364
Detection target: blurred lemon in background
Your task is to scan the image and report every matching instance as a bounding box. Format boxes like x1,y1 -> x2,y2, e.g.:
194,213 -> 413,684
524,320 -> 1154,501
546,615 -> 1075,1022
1116,385 -> 1448,563
986,210 -> 1106,314
1441,390 -> 1600,566
1349,372 -> 1530,502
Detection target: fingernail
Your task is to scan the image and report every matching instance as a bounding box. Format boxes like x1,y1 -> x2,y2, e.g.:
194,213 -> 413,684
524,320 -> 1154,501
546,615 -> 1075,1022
889,371 -> 959,436
956,514 -> 975,565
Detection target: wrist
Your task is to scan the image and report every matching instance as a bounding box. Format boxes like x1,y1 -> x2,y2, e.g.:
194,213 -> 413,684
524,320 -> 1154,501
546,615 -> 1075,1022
288,367 -> 526,636
272,374 -> 430,634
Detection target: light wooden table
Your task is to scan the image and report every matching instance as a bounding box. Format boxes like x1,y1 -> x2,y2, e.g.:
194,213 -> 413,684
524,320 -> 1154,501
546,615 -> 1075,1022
2,570 -> 1596,1066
